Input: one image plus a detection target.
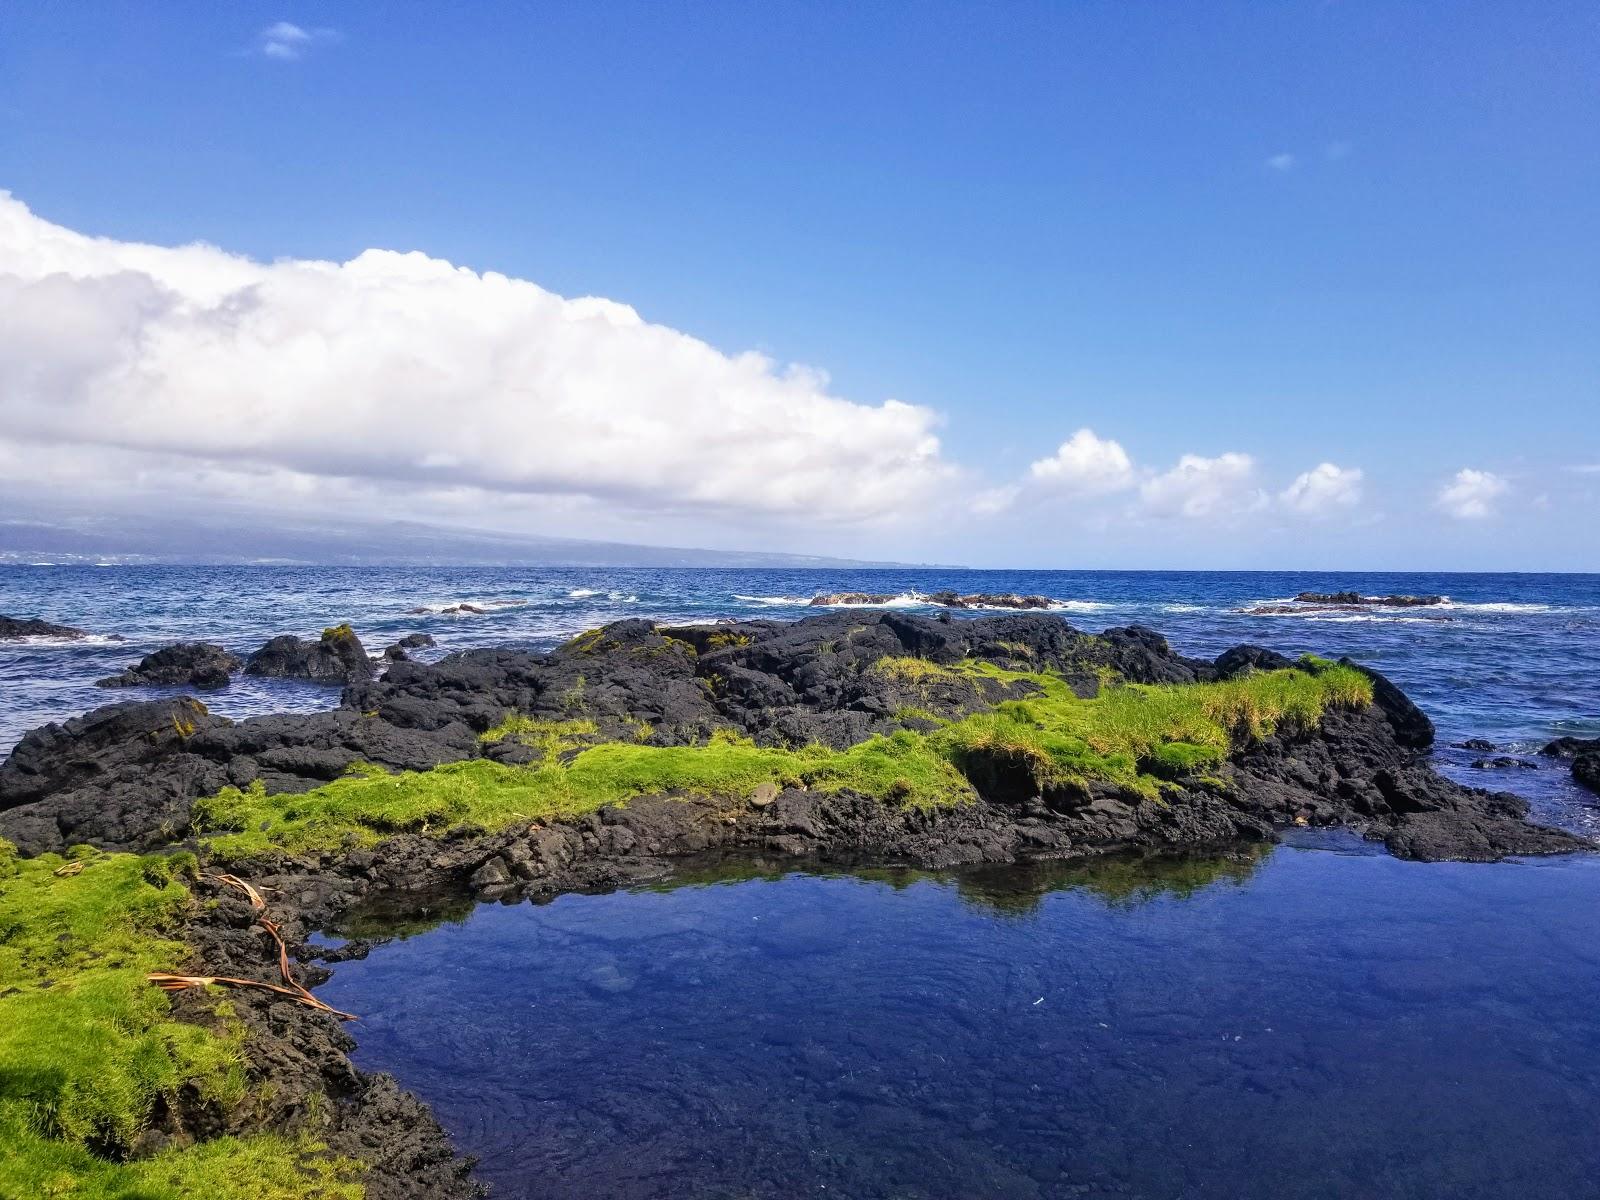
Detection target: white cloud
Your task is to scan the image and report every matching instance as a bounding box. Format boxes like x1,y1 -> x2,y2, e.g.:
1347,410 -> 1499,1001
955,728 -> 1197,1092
1325,140 -> 1353,161
1027,429 -> 1136,495
0,194 -> 954,524
1436,468 -> 1508,520
1140,452 -> 1266,519
1266,153 -> 1296,172
1281,462 -> 1363,516
259,21 -> 335,60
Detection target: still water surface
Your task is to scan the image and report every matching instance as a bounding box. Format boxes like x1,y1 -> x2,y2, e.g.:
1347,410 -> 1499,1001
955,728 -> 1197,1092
318,840 -> 1600,1199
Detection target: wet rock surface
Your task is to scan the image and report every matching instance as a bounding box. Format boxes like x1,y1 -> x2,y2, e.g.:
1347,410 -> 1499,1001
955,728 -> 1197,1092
95,641 -> 242,690
0,613 -> 94,640
1542,736 -> 1600,794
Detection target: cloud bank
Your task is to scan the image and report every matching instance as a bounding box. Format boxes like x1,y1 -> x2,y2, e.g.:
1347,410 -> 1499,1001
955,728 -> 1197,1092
0,194 -> 953,524
1436,468 -> 1508,520
983,428 -> 1357,524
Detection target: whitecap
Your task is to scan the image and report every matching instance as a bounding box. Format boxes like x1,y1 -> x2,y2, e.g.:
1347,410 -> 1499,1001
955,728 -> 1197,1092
1,632 -> 126,647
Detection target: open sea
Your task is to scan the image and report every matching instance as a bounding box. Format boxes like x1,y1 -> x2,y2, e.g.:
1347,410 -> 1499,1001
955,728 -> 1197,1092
5,565 -> 1600,1197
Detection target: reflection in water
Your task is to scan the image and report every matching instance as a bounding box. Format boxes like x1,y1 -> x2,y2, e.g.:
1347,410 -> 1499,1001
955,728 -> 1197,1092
318,845 -> 1600,1200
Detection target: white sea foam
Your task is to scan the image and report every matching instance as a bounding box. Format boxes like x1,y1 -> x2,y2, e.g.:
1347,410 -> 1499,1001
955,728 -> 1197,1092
1437,601 -> 1557,614
1,633 -> 126,648
1161,603 -> 1209,614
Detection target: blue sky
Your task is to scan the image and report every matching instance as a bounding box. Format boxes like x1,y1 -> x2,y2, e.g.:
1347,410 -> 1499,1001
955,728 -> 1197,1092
1,2 -> 1596,568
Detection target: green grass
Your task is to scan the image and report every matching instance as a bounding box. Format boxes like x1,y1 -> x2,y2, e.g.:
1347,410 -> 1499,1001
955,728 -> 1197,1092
0,1114 -> 361,1200
195,658 -> 1372,856
479,715 -> 600,762
0,840 -> 364,1199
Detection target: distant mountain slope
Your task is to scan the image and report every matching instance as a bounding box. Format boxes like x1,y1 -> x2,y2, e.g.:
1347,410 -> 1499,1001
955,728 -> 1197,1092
0,511 -> 944,569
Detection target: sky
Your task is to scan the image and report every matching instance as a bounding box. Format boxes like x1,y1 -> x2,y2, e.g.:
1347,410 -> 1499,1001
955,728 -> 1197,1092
1,1 -> 1596,569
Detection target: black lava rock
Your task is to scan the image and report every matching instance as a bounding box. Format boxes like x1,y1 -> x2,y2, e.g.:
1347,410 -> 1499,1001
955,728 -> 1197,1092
96,642 -> 242,690
246,624 -> 375,684
0,614 -> 92,640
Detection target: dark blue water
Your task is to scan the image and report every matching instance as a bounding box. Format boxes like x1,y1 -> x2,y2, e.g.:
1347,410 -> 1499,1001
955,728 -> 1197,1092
317,841 -> 1600,1200
4,566 -> 1597,836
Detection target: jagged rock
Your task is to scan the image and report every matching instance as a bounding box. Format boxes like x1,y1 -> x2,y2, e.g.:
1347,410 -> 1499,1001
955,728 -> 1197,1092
1470,756 -> 1538,771
1213,645 -> 1295,678
1455,738 -> 1497,751
0,614 -> 92,640
923,591 -> 1056,610
246,624 -> 374,683
95,642 -> 241,690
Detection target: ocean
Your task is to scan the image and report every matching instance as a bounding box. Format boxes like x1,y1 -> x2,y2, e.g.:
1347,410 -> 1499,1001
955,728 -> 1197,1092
3,565 -> 1596,836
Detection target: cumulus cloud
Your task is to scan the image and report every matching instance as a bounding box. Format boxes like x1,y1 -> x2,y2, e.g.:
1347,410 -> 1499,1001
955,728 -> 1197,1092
258,21 -> 335,60
1280,462 -> 1363,516
0,194 -> 954,524
1436,468 -> 1508,520
1140,452 -> 1266,519
1027,429 -> 1136,495
1266,153 -> 1296,172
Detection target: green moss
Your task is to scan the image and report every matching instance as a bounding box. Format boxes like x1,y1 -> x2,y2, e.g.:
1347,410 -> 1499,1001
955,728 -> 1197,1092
0,1113 -> 362,1199
0,841 -> 362,1197
703,630 -> 753,650
478,716 -> 599,763
320,624 -> 355,642
194,660 -> 1371,856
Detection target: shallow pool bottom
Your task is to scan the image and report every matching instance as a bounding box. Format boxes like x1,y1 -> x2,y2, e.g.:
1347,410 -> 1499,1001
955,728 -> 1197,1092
317,840 -> 1600,1200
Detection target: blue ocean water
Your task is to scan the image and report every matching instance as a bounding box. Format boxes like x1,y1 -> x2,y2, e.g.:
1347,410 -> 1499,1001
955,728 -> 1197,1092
318,843 -> 1600,1200
3,566 -> 1597,836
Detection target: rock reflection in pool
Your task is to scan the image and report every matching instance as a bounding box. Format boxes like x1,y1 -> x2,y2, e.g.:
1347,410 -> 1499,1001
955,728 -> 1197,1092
318,841 -> 1600,1199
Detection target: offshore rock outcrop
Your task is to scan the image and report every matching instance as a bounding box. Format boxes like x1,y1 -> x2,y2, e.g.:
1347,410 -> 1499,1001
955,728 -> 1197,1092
96,641 -> 242,690
809,591 -> 1057,609
1293,591 -> 1445,607
245,623 -> 375,684
0,613 -> 93,640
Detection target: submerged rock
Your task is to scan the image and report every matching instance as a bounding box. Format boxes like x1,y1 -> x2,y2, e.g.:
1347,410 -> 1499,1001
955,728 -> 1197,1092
245,623 -> 374,684
1542,736 -> 1600,794
95,642 -> 242,690
381,632 -> 437,662
0,614 -> 92,640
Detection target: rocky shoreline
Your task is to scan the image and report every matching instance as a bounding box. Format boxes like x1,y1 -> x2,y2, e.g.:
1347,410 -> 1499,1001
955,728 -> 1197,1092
1,610 -> 1590,1197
